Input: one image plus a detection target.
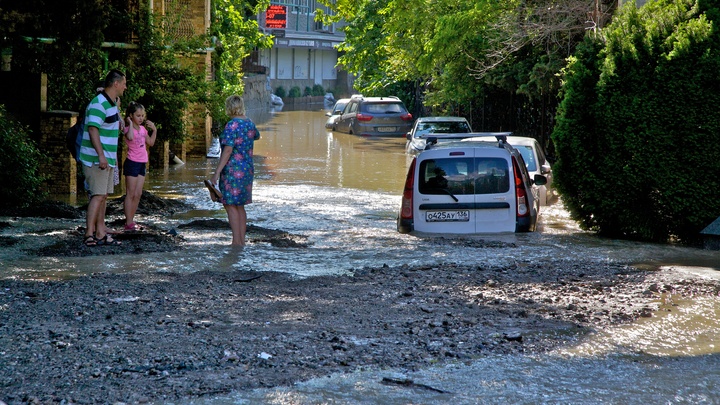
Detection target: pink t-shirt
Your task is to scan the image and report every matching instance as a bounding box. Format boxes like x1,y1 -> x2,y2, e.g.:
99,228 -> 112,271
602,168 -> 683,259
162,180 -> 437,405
124,125 -> 149,163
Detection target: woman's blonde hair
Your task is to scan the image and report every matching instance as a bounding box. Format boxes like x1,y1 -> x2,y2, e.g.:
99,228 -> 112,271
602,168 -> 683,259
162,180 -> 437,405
225,95 -> 246,117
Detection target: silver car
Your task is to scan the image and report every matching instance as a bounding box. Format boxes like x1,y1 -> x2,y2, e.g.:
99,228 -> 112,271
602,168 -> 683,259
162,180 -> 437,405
464,135 -> 556,206
325,98 -> 351,130
334,95 -> 413,136
405,116 -> 472,155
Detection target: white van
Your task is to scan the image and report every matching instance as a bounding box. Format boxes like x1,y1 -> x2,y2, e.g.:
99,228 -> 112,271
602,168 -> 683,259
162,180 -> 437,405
397,136 -> 547,234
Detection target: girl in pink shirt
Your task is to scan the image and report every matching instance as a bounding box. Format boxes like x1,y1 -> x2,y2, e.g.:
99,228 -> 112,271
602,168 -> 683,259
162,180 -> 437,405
122,102 -> 157,231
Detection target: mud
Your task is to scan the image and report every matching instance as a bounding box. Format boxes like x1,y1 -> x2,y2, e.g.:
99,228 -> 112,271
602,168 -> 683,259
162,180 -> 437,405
1,195 -> 719,404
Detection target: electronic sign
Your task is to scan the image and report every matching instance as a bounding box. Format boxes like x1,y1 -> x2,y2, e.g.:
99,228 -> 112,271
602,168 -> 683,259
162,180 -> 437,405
266,5 -> 287,29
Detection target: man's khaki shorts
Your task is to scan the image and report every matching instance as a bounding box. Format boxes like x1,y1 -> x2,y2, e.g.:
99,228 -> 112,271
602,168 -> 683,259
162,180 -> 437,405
82,164 -> 115,196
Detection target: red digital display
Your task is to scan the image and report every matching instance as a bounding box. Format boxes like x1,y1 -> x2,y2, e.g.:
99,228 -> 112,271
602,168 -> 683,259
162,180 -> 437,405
266,5 -> 287,29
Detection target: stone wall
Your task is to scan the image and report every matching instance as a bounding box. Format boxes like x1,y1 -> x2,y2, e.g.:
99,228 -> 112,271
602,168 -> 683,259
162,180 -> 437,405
244,74 -> 272,111
282,96 -> 327,106
40,111 -> 79,195
184,51 -> 212,157
155,0 -> 212,158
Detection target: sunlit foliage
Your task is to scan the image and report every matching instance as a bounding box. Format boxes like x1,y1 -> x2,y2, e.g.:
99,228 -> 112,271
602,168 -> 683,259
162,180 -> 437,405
209,0 -> 274,127
552,0 -> 720,242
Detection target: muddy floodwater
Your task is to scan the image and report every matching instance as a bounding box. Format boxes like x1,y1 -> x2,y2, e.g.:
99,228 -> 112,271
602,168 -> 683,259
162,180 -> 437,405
1,104 -> 720,404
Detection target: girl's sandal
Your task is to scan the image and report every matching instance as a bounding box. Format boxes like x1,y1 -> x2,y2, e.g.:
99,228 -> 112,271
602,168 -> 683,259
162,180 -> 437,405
96,234 -> 122,246
83,235 -> 98,247
124,222 -> 145,231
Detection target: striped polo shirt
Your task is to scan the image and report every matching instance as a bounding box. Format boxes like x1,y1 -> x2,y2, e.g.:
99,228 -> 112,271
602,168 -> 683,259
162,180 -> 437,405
79,91 -> 120,167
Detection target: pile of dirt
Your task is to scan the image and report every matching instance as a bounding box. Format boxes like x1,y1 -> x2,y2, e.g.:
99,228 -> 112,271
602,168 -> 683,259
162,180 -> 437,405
2,192 -> 719,404
1,260 -> 719,404
28,220 -> 310,257
105,190 -> 193,217
6,191 -> 193,220
8,201 -> 84,219
4,192 -> 309,257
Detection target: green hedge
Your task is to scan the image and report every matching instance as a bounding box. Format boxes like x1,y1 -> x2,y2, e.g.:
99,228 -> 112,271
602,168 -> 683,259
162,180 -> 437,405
288,86 -> 302,98
0,106 -> 47,212
312,84 -> 324,96
552,0 -> 720,243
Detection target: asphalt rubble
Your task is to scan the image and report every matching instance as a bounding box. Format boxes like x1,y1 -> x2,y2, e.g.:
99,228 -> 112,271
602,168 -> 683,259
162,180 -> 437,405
1,192 -> 719,404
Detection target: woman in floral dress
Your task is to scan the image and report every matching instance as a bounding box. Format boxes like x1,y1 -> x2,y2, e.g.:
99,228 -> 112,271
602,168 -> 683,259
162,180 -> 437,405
211,95 -> 260,246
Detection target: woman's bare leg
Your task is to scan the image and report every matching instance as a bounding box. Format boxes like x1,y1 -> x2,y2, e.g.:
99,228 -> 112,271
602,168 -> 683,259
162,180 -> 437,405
224,205 -> 247,246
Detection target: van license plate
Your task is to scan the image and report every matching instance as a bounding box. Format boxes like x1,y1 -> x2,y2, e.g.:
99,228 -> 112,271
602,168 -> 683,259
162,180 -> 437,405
426,210 -> 470,222
377,126 -> 397,132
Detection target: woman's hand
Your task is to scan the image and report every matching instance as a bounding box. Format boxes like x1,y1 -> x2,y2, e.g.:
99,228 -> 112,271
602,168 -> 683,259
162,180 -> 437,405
145,120 -> 156,132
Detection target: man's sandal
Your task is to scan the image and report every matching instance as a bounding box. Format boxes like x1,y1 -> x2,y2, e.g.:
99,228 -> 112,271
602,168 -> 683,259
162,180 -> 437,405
83,235 -> 98,247
96,234 -> 122,246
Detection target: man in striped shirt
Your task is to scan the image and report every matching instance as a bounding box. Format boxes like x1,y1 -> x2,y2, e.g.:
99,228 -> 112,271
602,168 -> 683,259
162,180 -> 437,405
81,69 -> 127,247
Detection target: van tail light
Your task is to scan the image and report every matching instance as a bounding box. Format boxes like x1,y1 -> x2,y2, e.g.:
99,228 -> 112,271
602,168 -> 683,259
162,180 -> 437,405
356,113 -> 373,122
401,113 -> 413,121
400,158 -> 416,220
512,157 -> 529,217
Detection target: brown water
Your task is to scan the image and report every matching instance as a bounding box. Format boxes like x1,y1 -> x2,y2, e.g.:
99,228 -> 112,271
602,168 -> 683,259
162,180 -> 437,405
3,104 -> 720,403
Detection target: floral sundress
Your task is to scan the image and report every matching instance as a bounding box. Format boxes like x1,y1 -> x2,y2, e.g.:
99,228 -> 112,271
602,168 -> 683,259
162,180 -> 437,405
219,117 -> 260,205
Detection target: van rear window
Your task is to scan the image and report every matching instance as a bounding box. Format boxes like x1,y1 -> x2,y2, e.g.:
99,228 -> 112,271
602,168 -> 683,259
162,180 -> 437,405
419,157 -> 510,195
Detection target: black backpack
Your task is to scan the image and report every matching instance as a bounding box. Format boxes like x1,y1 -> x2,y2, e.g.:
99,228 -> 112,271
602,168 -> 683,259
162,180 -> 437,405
66,107 -> 86,162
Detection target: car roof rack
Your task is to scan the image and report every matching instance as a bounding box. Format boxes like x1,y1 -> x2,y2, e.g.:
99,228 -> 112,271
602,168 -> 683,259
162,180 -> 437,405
351,95 -> 400,101
424,131 -> 515,150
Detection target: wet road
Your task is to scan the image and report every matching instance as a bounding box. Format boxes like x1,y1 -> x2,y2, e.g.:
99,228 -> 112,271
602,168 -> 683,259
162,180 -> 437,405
2,103 -> 720,403
208,105 -> 720,404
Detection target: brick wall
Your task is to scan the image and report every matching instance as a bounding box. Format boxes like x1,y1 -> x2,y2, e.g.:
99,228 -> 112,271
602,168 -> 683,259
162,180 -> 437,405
40,111 -> 78,195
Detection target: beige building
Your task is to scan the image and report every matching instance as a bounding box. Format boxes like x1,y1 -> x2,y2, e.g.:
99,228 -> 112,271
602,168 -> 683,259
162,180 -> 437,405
256,1 -> 353,98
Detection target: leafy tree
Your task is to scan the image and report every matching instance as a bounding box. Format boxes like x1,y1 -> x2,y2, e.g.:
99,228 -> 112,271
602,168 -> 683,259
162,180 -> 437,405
3,0 -> 212,145
123,1 -> 211,145
0,106 -> 47,211
2,0 -> 119,112
318,0 -> 599,147
552,0 -> 720,243
209,0 -> 273,129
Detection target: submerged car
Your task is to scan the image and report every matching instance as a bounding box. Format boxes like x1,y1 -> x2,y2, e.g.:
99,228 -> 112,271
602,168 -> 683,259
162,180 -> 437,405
325,98 -> 352,130
397,135 -> 547,234
405,116 -> 472,155
465,135 -> 556,206
334,95 -> 413,136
